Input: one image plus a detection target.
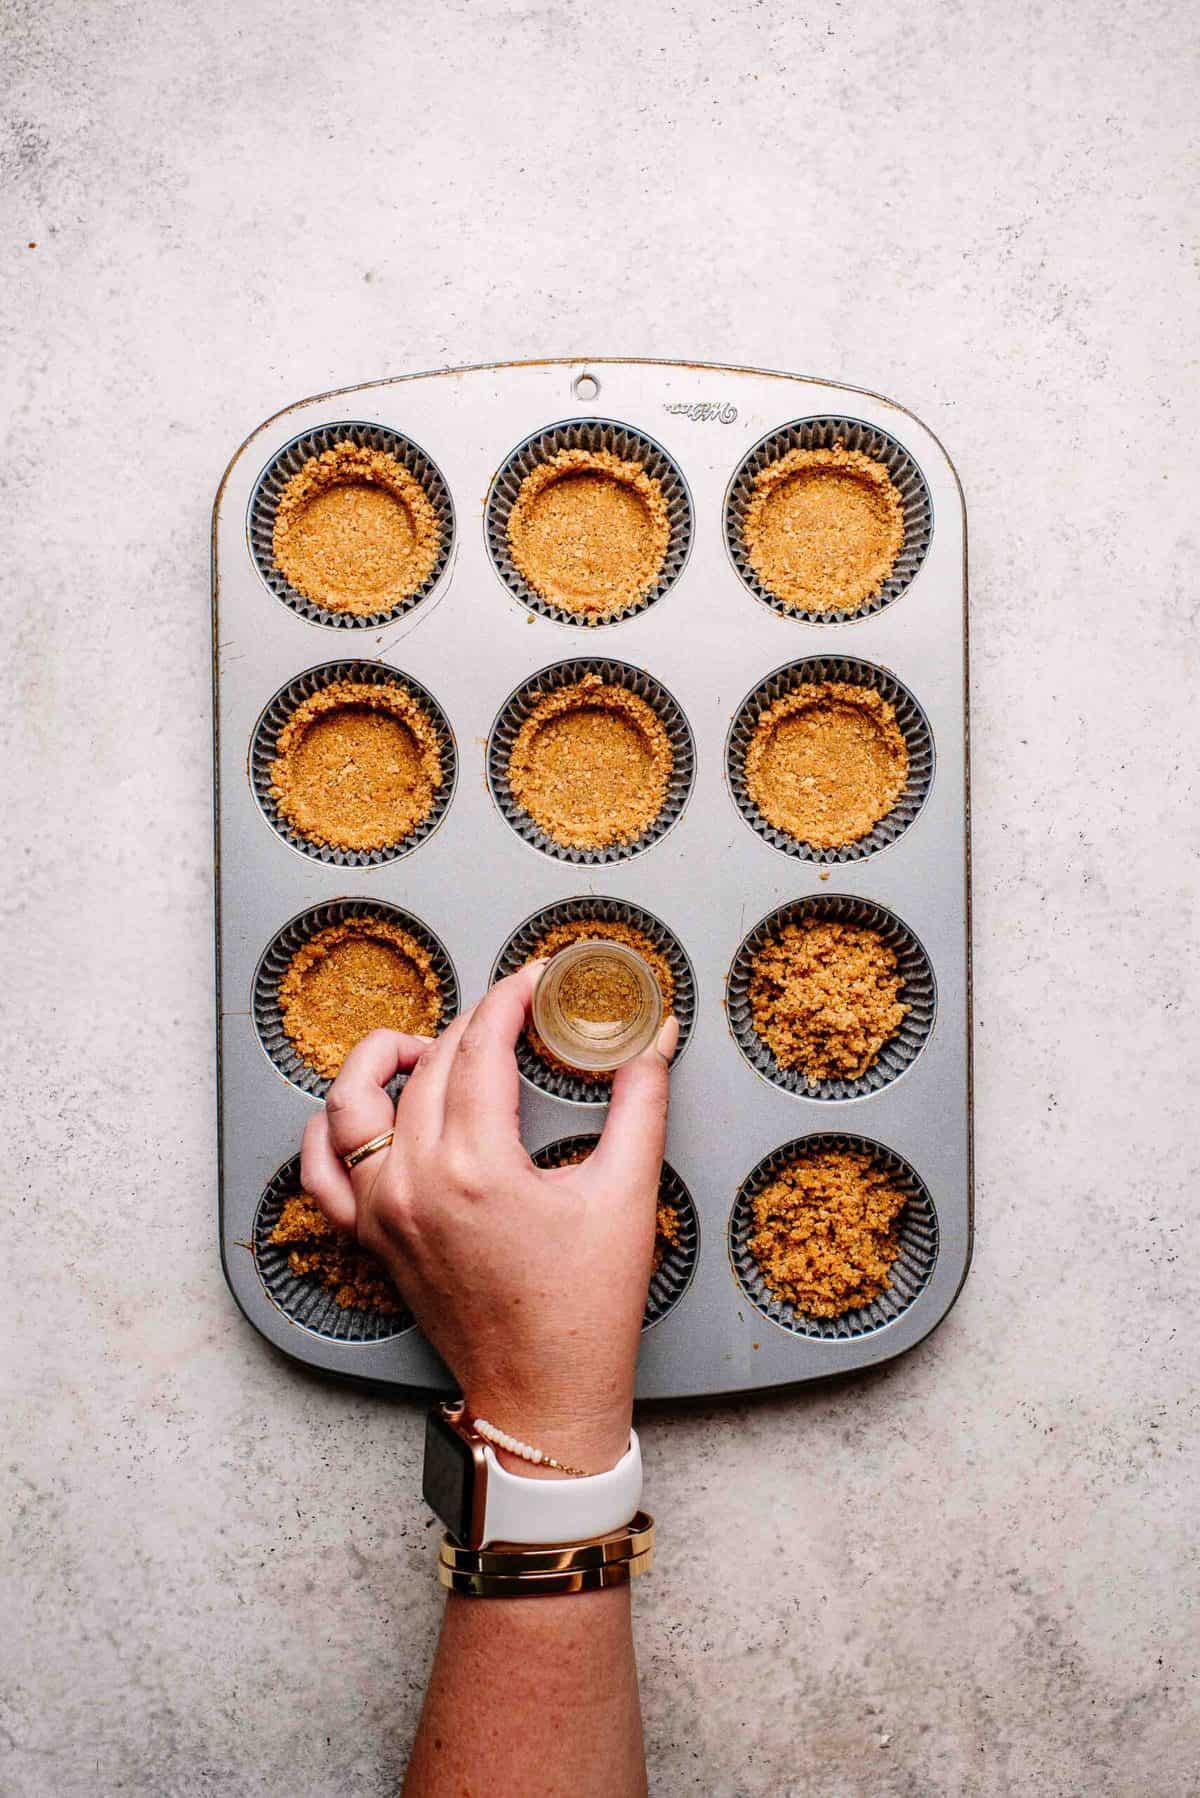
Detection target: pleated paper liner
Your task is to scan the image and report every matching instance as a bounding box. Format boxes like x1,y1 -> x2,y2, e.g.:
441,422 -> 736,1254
492,896 -> 697,1104
253,898 -> 460,1099
253,1153 -> 411,1343
247,420 -> 454,629
533,1136 -> 699,1331
485,417 -> 693,627
724,415 -> 933,623
487,657 -> 696,865
726,894 -> 935,1101
728,1133 -> 938,1341
249,659 -> 458,867
725,655 -> 934,864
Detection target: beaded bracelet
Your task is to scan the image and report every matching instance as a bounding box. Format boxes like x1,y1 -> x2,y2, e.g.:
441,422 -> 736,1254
472,1416 -> 589,1477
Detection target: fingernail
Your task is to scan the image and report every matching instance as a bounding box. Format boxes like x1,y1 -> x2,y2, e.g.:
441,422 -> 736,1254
655,1014 -> 680,1062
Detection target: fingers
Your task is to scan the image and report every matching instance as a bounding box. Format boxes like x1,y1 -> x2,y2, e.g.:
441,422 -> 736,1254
323,1028 -> 429,1202
300,1111 -> 358,1232
442,964 -> 544,1151
587,1015 -> 678,1198
393,1002 -> 478,1143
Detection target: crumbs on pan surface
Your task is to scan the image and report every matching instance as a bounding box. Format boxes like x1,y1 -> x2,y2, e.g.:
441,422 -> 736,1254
273,440 -> 441,615
748,918 -> 907,1086
269,679 -> 443,852
745,681 -> 908,850
280,916 -> 443,1081
743,443 -> 903,613
507,674 -> 672,850
748,1147 -> 905,1318
507,448 -> 669,619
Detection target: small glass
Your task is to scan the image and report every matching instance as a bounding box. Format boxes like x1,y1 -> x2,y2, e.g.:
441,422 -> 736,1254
531,939 -> 664,1073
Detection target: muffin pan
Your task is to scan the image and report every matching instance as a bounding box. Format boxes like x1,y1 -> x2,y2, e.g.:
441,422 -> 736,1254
214,358 -> 971,1399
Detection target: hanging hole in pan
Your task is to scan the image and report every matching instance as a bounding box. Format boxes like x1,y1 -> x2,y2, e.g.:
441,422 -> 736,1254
572,371 -> 600,401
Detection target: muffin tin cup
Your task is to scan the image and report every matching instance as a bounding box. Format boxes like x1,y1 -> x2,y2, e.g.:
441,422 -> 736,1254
249,659 -> 458,867
486,657 -> 696,865
485,417 -> 693,627
532,1136 -> 700,1330
491,896 -> 697,1104
726,894 -> 936,1101
725,656 -> 935,864
725,415 -> 934,623
248,420 -> 455,629
253,899 -> 460,1099
728,1134 -> 939,1341
253,1153 -> 412,1343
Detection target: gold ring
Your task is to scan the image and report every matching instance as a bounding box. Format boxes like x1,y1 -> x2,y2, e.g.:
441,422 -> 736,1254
342,1130 -> 394,1171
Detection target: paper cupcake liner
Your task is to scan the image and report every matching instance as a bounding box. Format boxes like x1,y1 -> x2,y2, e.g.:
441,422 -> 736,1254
724,416 -> 933,623
249,659 -> 458,867
728,1133 -> 938,1341
485,417 -> 693,627
253,1153 -> 411,1343
532,1136 -> 699,1330
487,657 -> 696,865
726,894 -> 935,1101
492,896 -> 696,1104
725,656 -> 934,864
253,899 -> 460,1099
247,420 -> 454,629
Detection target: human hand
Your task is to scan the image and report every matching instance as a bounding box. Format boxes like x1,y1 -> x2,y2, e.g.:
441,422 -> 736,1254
299,964 -> 678,1474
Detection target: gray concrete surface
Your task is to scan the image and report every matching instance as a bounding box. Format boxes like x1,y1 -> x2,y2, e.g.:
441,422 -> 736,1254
3,1 -> 1197,1793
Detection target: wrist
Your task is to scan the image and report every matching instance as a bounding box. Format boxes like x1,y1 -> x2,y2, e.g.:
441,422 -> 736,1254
465,1396 -> 633,1480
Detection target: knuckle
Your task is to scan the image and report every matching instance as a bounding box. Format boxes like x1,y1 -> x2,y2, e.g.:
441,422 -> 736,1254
443,1145 -> 485,1201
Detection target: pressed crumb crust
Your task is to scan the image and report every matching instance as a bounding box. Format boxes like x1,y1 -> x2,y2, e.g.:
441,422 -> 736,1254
520,917 -> 677,1082
272,441 -> 441,615
540,1142 -> 681,1276
269,1193 -> 401,1313
269,679 -> 444,852
506,674 -> 673,849
279,916 -> 443,1081
747,1147 -> 906,1318
743,444 -> 904,613
744,681 -> 909,849
506,448 -> 670,619
748,919 -> 908,1086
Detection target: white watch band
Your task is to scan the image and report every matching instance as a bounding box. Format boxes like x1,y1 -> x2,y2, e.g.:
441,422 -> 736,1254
480,1430 -> 643,1546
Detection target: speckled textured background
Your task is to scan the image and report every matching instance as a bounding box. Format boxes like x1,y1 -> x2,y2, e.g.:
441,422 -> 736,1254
3,2 -> 1197,1793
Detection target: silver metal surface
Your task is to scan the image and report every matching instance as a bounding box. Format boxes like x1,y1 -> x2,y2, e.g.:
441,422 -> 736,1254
213,357 -> 972,1399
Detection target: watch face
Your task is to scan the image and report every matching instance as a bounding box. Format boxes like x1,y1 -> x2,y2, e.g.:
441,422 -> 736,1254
423,1409 -> 475,1544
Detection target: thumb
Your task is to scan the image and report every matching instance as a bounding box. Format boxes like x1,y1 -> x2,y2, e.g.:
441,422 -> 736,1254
589,1015 -> 678,1197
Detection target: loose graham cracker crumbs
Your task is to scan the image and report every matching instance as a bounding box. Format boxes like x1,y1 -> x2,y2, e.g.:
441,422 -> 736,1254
507,674 -> 673,849
748,919 -> 908,1086
744,681 -> 909,849
521,918 -> 676,1082
269,1193 -> 401,1314
279,916 -> 443,1081
748,1147 -> 905,1317
507,448 -> 670,619
742,443 -> 904,613
272,441 -> 441,615
269,679 -> 443,852
540,1142 -> 681,1276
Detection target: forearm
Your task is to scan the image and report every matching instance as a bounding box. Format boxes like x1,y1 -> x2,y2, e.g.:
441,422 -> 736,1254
404,1586 -> 646,1798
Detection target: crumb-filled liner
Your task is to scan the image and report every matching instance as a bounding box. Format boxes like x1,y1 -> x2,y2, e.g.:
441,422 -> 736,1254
726,893 -> 935,1101
248,420 -> 455,629
728,1133 -> 938,1341
725,656 -> 935,863
532,1136 -> 699,1330
487,657 -> 696,864
492,896 -> 697,1103
724,415 -> 933,623
485,417 -> 693,627
253,898 -> 460,1099
253,1153 -> 411,1343
249,658 -> 458,867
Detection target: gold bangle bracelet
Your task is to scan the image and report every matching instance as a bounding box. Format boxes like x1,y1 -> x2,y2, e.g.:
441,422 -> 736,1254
439,1513 -> 654,1578
438,1547 -> 653,1598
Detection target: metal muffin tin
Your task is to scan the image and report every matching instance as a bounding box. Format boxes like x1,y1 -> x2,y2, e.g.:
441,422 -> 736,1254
213,358 -> 971,1399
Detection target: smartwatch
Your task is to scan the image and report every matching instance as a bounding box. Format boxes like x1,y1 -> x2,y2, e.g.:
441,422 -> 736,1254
423,1402 -> 643,1549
